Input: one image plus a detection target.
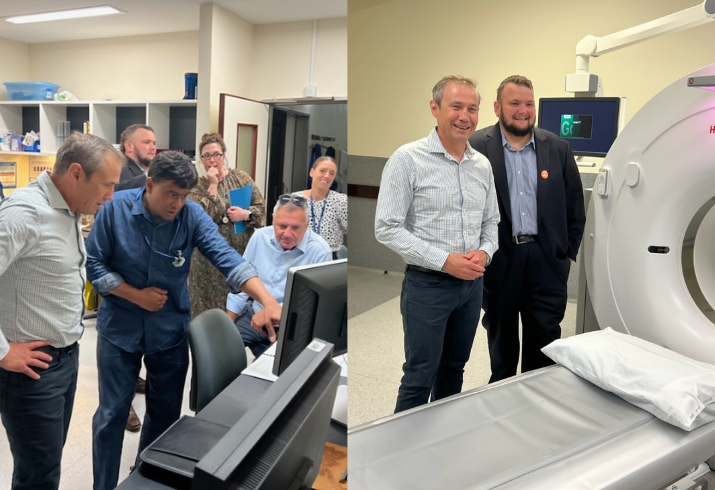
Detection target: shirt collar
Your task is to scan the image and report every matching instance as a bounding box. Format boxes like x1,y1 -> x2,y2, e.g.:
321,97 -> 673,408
129,188 -> 170,224
37,171 -> 73,214
499,127 -> 535,151
427,127 -> 476,160
269,227 -> 312,254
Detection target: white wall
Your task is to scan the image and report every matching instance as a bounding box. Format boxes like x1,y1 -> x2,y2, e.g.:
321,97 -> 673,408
252,18 -> 348,100
29,32 -> 199,100
349,0 -> 715,162
0,38 -> 31,99
198,3 -> 254,136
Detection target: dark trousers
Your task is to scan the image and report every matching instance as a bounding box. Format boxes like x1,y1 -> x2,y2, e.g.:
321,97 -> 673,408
0,343 -> 79,490
234,302 -> 273,358
483,242 -> 568,383
92,334 -> 189,490
395,269 -> 483,413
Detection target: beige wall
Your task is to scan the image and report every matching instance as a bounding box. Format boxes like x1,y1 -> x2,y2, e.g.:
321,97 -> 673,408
198,3 -> 254,135
349,0 -> 715,159
0,38 -> 31,98
252,17 -> 348,100
29,31 -> 199,100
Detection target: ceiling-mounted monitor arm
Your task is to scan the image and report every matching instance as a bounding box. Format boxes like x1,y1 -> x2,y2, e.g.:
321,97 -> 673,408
566,0 -> 715,96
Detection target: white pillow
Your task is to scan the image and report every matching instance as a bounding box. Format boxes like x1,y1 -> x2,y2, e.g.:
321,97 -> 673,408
541,327 -> 715,431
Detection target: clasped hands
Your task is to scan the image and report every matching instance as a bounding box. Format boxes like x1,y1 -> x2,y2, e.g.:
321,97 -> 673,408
442,250 -> 488,280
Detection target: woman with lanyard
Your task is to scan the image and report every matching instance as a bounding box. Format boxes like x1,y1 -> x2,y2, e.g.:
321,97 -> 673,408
188,133 -> 266,316
293,156 -> 348,259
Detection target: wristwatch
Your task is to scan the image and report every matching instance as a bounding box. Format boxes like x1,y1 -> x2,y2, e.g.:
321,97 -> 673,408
222,216 -> 229,224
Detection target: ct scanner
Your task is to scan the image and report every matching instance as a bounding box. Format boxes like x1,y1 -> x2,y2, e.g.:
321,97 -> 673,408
348,10 -> 715,489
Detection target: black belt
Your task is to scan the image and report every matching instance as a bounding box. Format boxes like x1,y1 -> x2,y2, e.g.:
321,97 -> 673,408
405,264 -> 450,278
37,342 -> 77,356
513,234 -> 538,244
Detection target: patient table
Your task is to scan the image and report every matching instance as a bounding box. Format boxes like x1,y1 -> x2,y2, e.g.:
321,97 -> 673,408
348,365 -> 715,489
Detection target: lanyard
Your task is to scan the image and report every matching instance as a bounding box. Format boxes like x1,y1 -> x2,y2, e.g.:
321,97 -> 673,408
309,194 -> 328,235
133,213 -> 186,268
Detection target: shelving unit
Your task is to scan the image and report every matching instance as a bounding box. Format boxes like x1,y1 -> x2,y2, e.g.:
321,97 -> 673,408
0,100 -> 197,192
0,99 -> 197,153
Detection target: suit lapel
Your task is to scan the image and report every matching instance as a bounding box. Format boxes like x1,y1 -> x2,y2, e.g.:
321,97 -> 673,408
486,124 -> 513,224
535,129 -> 550,226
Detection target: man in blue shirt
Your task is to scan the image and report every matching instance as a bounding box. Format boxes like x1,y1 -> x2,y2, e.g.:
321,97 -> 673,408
226,194 -> 332,357
85,151 -> 281,490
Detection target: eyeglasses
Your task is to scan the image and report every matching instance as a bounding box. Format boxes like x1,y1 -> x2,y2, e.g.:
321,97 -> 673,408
278,194 -> 307,207
201,152 -> 224,161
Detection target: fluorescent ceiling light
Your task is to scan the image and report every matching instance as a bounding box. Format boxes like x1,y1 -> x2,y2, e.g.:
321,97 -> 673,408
5,5 -> 125,24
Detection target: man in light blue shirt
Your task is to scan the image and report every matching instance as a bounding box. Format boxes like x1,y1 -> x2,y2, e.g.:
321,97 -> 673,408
227,194 -> 332,357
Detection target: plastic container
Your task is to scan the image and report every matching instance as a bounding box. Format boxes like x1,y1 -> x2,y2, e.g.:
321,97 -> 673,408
4,82 -> 60,101
22,141 -> 40,152
184,73 -> 197,100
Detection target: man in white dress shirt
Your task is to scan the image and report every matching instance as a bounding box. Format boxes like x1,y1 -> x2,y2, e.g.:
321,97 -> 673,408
375,75 -> 500,412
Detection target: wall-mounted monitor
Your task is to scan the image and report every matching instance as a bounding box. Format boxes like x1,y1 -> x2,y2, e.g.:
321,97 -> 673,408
538,97 -> 621,157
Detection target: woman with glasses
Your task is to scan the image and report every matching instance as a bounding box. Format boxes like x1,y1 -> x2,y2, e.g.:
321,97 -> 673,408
188,132 -> 266,316
292,156 -> 348,259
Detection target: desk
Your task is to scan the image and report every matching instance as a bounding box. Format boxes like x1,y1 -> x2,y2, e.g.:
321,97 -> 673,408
116,372 -> 346,489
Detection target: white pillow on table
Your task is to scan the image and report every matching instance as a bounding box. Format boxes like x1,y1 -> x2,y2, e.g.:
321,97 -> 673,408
541,327 -> 715,431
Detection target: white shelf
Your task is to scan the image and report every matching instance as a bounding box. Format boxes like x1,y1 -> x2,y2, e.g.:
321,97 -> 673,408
0,150 -> 55,156
0,100 -> 197,154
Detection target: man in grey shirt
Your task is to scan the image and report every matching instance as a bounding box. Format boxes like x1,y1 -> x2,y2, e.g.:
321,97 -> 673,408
375,75 -> 500,412
0,133 -> 122,490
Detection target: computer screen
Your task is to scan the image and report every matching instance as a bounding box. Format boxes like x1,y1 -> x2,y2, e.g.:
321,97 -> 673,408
538,97 -> 621,157
192,339 -> 340,490
273,258 -> 347,376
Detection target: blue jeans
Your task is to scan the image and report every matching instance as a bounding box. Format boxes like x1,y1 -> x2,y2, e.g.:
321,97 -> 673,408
0,343 -> 79,490
92,334 -> 189,490
395,269 -> 483,413
234,302 -> 274,358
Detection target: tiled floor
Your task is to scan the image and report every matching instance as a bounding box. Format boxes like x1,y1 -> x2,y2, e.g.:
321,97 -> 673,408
0,318 -> 194,490
347,265 -> 577,428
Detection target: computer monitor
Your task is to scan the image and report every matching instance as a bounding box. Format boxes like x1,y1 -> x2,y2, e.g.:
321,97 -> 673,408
538,97 -> 621,157
273,258 -> 347,376
192,339 -> 340,489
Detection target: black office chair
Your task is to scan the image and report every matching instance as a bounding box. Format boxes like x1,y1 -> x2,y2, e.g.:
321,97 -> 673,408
187,308 -> 248,412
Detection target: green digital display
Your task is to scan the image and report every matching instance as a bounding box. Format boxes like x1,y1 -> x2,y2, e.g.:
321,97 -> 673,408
560,114 -> 593,139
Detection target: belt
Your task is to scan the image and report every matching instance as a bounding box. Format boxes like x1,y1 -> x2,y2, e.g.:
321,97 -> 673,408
405,264 -> 450,278
37,342 -> 77,356
513,234 -> 538,244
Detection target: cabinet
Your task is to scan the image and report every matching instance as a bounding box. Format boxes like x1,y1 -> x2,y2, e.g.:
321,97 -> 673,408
0,99 -> 197,154
0,100 -> 197,192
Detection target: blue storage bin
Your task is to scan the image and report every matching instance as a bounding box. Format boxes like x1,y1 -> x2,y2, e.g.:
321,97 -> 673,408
22,141 -> 40,152
4,82 -> 60,101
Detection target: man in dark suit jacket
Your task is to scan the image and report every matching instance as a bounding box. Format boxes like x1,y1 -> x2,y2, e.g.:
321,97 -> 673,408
468,75 -> 585,382
114,124 -> 156,192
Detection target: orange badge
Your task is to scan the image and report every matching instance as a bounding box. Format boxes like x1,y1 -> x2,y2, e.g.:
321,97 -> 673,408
541,170 -> 549,179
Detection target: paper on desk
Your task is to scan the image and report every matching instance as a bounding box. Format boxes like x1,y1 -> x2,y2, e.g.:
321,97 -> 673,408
241,342 -> 278,382
229,184 -> 252,234
241,344 -> 347,382
333,353 -> 347,378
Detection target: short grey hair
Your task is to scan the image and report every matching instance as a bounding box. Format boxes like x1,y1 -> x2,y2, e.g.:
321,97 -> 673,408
53,132 -> 123,178
272,199 -> 310,223
432,75 -> 480,108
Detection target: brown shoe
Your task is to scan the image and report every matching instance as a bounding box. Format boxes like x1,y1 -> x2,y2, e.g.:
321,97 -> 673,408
125,405 -> 141,432
135,377 -> 146,394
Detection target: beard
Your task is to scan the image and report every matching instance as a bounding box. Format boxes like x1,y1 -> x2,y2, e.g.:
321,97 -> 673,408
136,153 -> 153,169
500,114 -> 534,138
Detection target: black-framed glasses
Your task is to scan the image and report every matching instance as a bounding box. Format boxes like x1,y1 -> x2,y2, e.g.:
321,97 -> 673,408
201,152 -> 224,161
278,194 -> 307,207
